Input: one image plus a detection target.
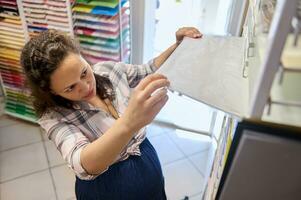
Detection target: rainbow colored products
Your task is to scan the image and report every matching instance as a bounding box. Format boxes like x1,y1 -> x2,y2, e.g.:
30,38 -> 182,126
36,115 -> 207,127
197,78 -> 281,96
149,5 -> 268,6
73,0 -> 130,64
0,0 -> 130,122
22,0 -> 74,37
0,0 -> 36,122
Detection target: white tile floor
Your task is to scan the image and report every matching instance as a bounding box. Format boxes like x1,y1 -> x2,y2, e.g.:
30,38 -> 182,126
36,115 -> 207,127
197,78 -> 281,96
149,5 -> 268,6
0,112 -> 215,200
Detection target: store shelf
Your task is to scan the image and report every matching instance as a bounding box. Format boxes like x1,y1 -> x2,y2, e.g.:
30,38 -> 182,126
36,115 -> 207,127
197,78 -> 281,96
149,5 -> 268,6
0,0 -> 131,122
5,110 -> 37,123
73,0 -> 130,64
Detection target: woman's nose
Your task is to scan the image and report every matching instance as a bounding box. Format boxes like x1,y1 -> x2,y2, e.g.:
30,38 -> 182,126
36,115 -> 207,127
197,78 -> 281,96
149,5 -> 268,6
79,81 -> 90,92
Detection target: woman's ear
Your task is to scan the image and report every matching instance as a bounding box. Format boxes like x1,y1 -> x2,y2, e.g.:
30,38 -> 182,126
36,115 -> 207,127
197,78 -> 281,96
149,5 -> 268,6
50,89 -> 57,95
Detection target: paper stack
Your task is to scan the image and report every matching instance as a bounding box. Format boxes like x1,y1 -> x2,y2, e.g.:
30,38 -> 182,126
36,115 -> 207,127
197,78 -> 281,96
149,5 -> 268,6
0,0 -> 36,122
73,0 -> 130,64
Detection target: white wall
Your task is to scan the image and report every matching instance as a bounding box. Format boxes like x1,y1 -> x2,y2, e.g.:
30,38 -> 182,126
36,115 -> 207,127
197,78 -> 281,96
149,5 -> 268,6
130,0 -> 156,64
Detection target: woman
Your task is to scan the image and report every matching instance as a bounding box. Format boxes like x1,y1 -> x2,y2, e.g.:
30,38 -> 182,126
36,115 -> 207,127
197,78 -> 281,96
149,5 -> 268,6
21,27 -> 202,200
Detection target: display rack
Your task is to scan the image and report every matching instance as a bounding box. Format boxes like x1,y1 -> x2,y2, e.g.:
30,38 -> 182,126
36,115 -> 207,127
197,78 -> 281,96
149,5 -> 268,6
248,0 -> 299,117
204,115 -> 236,200
0,0 -> 131,122
268,33 -> 301,111
0,0 -> 36,122
157,0 -> 298,120
72,0 -> 131,64
20,0 -> 74,37
278,1 -> 301,82
202,0 -> 301,199
155,1 -> 300,197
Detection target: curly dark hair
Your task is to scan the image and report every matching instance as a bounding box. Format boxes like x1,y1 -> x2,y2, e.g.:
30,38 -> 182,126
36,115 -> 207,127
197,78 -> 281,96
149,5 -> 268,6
21,29 -> 115,117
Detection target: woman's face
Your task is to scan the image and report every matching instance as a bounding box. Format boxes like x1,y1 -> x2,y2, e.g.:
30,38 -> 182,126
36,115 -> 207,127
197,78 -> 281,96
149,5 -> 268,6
50,53 -> 96,102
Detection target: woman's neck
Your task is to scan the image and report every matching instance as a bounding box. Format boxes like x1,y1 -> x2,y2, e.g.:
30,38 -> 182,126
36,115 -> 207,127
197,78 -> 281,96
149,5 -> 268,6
86,96 -> 100,107
87,96 -> 119,119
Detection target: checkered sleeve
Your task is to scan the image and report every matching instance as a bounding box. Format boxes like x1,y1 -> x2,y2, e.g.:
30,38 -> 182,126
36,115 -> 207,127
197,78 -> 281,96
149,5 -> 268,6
122,59 -> 158,88
93,59 -> 158,88
38,115 -> 101,180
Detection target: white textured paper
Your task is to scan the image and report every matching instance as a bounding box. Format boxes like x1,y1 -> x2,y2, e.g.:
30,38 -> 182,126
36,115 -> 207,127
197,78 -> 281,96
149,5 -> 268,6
157,36 -> 248,117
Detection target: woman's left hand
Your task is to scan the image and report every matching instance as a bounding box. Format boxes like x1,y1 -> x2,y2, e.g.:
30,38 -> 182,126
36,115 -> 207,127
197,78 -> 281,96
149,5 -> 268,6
176,27 -> 203,45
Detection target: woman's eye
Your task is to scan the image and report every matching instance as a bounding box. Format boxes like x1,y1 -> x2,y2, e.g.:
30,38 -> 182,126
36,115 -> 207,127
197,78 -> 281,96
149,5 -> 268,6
81,69 -> 87,78
65,85 -> 75,93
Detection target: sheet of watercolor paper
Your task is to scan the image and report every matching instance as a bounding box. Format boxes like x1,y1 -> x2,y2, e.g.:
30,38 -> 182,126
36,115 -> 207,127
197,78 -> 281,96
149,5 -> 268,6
157,36 -> 248,117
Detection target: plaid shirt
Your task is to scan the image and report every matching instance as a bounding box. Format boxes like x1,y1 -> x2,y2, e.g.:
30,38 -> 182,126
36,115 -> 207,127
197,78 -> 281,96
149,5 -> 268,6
38,60 -> 157,180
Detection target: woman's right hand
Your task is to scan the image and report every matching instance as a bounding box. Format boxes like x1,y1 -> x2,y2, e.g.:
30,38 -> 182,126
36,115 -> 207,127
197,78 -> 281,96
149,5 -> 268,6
121,74 -> 170,133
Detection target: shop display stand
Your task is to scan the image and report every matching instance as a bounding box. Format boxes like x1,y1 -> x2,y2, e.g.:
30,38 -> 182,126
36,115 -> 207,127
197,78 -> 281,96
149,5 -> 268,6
203,0 -> 300,199
0,0 -> 36,122
0,0 -> 131,122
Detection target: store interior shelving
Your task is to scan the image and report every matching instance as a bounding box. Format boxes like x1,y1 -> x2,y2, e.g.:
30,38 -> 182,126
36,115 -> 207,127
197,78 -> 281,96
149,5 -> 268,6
0,0 -> 130,122
0,0 -> 36,122
72,0 -> 130,64
203,0 -> 301,199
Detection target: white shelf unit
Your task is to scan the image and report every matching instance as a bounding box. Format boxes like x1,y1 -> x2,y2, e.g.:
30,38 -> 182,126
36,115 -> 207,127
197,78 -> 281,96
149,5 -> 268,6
157,0 -> 298,120
204,0 -> 301,199
248,0 -> 298,118
156,0 -> 300,199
